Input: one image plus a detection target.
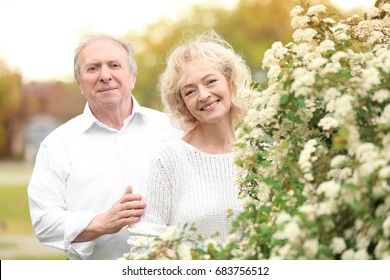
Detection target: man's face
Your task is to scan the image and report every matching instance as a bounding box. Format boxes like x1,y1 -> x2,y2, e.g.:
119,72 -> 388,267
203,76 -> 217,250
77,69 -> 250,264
77,38 -> 136,112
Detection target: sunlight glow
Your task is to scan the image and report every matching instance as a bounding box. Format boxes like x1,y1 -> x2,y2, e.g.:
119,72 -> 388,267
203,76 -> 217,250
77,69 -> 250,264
0,0 -> 374,82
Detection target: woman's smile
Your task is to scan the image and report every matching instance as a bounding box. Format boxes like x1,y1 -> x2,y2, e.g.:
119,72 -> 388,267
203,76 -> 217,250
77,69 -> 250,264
200,100 -> 220,111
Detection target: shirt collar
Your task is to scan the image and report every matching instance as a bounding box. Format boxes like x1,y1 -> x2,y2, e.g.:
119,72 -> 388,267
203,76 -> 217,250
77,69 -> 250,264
79,96 -> 148,133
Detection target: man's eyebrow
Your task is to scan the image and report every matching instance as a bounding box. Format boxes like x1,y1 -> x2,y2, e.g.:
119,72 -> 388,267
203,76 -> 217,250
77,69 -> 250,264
85,61 -> 100,67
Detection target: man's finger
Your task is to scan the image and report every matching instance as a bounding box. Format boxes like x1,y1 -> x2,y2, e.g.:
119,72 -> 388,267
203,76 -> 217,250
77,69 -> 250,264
124,185 -> 133,195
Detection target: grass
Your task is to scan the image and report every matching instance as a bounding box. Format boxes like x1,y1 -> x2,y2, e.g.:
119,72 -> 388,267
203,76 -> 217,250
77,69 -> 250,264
0,184 -> 65,260
0,185 -> 65,260
0,185 -> 34,234
0,163 -> 65,259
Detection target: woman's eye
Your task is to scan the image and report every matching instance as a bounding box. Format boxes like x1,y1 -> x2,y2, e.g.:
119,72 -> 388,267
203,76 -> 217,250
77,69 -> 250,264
207,79 -> 217,85
185,90 -> 195,96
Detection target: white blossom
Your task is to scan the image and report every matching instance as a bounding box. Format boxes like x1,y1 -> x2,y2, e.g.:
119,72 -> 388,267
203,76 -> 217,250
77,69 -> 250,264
354,249 -> 370,260
319,39 -> 335,52
223,234 -> 238,248
375,240 -> 390,259
324,87 -> 342,102
293,44 -> 313,61
308,57 -> 328,70
341,249 -> 355,260
292,28 -> 317,43
291,16 -> 310,29
160,226 -> 178,241
323,18 -> 336,25
299,139 -> 318,173
204,238 -> 217,248
334,95 -> 355,121
367,7 -> 381,19
318,115 -> 339,130
331,22 -> 351,40
177,244 -> 192,260
383,4 -> 390,13
321,61 -> 342,75
375,104 -> 390,125
274,221 -> 301,242
316,180 -> 341,199
383,216 -> 390,237
355,143 -> 378,163
275,212 -> 292,225
317,200 -> 337,216
290,5 -> 304,17
379,166 -> 390,179
298,204 -> 316,221
361,67 -> 381,90
330,155 -> 348,168
372,89 -> 390,103
303,239 -> 319,258
330,237 -> 347,254
307,4 -> 326,16
267,65 -> 282,82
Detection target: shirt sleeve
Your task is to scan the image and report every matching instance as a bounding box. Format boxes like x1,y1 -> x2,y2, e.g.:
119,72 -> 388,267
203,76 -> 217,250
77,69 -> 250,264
27,141 -> 97,259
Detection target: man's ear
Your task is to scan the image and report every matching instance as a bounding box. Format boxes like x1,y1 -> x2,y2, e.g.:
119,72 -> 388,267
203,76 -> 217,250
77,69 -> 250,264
130,73 -> 137,90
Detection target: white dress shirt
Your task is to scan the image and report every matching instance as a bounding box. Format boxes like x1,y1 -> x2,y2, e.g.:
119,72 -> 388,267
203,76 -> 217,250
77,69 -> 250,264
27,98 -> 180,260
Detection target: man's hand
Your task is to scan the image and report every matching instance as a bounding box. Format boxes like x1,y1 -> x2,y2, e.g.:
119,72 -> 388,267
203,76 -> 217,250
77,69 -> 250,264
72,186 -> 146,242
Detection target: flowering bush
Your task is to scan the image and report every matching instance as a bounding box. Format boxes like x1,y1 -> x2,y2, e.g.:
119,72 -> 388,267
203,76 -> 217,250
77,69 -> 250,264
123,1 -> 390,260
233,0 -> 390,260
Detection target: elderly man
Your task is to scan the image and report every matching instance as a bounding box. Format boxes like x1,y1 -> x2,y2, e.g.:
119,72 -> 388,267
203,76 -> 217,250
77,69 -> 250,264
28,34 -> 180,260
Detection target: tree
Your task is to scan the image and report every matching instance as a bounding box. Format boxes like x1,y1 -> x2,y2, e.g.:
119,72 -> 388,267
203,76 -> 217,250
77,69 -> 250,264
0,60 -> 22,157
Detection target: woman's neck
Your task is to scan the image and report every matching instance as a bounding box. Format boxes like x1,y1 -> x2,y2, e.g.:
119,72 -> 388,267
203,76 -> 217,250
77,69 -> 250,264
182,120 -> 235,154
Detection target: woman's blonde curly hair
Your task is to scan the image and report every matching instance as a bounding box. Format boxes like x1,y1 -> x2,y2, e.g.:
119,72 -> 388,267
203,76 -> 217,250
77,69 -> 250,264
159,30 -> 252,131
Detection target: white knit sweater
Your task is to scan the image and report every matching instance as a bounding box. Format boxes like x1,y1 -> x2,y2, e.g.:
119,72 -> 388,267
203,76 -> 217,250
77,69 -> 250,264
128,139 -> 243,244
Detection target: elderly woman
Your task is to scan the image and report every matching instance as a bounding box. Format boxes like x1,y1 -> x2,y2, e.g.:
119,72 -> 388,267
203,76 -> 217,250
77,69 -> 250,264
127,31 -> 252,247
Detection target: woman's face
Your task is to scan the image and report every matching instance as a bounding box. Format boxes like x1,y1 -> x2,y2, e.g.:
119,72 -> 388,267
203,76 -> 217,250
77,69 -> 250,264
179,60 -> 232,125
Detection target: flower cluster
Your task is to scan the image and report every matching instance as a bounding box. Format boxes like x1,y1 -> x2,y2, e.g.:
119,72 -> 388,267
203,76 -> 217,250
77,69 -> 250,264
123,1 -> 390,260
233,1 -> 390,259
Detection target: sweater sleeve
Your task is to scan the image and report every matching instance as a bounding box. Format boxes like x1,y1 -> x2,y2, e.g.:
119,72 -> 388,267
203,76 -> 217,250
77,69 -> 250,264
127,152 -> 173,241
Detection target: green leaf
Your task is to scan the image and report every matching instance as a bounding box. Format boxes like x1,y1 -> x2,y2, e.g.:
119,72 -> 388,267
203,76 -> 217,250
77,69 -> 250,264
341,183 -> 359,190
285,111 -> 304,124
280,95 -> 290,107
259,205 -> 271,214
262,178 -> 283,191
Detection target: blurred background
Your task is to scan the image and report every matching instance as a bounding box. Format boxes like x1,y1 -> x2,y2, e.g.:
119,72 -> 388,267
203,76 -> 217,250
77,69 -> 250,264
0,0 -> 373,259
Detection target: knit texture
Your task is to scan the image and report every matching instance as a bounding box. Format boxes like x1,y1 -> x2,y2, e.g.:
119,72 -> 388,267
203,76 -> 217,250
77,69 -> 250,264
129,139 -> 243,243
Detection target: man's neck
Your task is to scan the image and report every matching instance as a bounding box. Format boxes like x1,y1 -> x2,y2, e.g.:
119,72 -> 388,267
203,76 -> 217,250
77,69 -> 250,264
90,97 -> 133,130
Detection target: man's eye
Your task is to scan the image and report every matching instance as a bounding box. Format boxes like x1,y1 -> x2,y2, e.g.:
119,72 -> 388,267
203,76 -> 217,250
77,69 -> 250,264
87,66 -> 97,72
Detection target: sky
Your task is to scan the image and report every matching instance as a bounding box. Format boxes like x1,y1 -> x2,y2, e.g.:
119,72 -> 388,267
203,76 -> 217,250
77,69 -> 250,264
0,0 -> 374,82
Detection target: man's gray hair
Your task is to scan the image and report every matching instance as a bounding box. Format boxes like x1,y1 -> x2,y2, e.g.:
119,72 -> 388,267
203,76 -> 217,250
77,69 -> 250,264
73,33 -> 138,82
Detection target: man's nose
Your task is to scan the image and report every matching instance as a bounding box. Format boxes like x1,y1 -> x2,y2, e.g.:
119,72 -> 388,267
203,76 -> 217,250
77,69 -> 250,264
99,65 -> 112,83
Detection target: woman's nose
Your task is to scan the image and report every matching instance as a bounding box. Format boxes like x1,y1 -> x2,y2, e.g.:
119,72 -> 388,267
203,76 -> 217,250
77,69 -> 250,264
198,86 -> 211,101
